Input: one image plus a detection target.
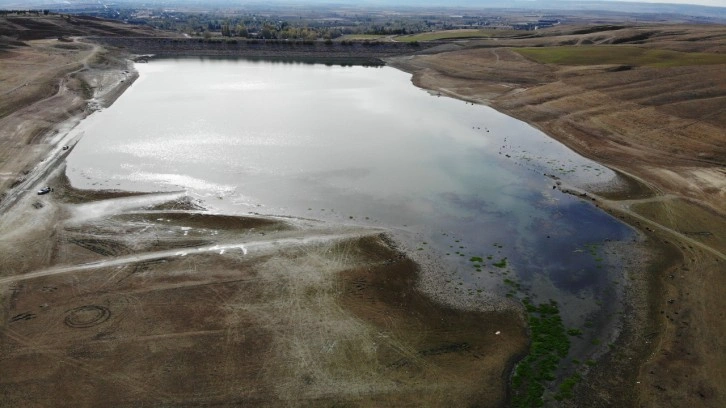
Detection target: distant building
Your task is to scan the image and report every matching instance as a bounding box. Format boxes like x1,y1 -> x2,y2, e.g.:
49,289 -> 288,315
512,18 -> 561,31
536,19 -> 561,29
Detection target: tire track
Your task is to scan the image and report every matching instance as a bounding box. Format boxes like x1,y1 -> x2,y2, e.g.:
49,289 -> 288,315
3,329 -> 175,402
0,231 -> 369,286
561,183 -> 726,261
0,41 -> 101,216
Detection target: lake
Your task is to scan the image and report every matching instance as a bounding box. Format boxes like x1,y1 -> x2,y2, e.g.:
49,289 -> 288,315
66,58 -> 634,333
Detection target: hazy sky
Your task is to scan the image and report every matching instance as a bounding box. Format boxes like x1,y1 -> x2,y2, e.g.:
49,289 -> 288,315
0,0 -> 724,8
611,0 -> 725,6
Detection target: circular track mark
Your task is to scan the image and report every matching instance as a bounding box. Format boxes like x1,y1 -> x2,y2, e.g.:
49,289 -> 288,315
64,305 -> 111,328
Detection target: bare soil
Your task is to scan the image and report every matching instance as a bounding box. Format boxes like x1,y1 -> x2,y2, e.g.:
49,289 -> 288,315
0,177 -> 527,407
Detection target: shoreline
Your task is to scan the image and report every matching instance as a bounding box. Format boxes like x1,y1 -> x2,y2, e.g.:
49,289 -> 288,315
0,38 -> 138,214
1,31 -> 723,406
3,43 -> 654,396
64,48 -> 652,403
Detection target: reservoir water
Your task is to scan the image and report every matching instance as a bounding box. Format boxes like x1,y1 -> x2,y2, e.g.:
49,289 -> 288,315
66,58 -> 633,332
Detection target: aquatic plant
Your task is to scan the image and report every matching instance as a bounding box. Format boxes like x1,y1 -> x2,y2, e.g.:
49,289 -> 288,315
566,328 -> 583,337
554,373 -> 581,401
511,299 -> 571,408
493,258 -> 508,268
503,278 -> 522,291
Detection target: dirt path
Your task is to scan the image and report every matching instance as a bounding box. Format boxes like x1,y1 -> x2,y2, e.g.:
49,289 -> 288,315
0,38 -> 132,216
560,183 -> 726,261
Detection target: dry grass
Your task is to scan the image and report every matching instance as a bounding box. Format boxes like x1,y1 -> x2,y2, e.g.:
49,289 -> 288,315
395,28 -> 520,42
516,45 -> 726,67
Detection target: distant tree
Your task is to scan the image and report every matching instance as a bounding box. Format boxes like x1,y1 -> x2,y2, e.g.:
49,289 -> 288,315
260,24 -> 275,39
236,24 -> 248,38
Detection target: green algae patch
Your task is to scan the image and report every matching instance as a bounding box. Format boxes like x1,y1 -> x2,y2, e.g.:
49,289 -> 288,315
511,299 -> 570,408
493,258 -> 508,268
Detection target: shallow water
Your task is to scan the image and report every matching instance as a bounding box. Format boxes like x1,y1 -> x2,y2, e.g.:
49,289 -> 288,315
66,58 -> 633,330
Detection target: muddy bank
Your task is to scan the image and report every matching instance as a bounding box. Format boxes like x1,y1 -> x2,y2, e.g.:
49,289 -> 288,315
0,169 -> 528,406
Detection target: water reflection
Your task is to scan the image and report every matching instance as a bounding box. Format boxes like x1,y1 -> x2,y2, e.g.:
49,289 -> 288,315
67,58 -> 633,330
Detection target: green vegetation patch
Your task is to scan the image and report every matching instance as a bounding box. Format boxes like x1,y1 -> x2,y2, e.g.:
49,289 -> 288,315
566,328 -> 583,337
338,34 -> 386,40
515,46 -> 726,67
554,373 -> 581,401
493,258 -> 508,268
511,299 -> 571,407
